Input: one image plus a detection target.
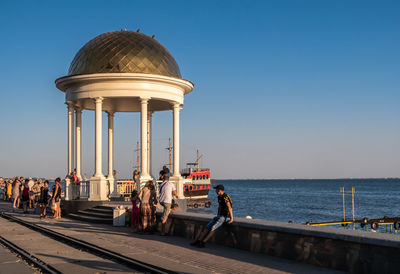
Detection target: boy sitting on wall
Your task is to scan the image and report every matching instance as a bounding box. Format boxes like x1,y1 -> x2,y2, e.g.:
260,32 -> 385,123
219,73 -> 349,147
190,184 -> 233,248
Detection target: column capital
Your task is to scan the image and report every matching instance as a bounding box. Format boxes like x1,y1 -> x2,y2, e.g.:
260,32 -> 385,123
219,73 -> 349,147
107,111 -> 115,117
75,106 -> 82,113
171,102 -> 181,109
140,97 -> 150,104
66,101 -> 75,111
94,97 -> 104,104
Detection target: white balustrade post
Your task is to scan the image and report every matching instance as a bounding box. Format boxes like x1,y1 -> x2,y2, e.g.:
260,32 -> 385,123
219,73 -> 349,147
147,111 -> 152,177
139,98 -> 152,189
171,103 -> 184,199
107,111 -> 114,179
172,103 -> 181,177
89,97 -> 107,201
75,108 -> 82,180
107,111 -> 117,198
66,102 -> 74,176
94,97 -> 104,177
140,98 -> 149,178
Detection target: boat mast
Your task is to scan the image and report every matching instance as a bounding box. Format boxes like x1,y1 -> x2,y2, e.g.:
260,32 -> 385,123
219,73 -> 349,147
196,149 -> 199,170
135,141 -> 140,171
169,138 -> 172,169
166,137 -> 172,169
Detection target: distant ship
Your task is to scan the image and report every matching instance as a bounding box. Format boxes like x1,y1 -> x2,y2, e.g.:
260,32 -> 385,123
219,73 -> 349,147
161,148 -> 213,209
181,150 -> 213,208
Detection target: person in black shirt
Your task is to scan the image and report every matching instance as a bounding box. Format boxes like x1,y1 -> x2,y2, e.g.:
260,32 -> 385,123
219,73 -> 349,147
190,184 -> 233,248
39,181 -> 49,218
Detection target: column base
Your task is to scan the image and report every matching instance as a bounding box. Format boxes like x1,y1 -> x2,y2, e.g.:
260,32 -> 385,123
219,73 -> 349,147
107,176 -> 118,198
89,175 -> 108,201
170,175 -> 185,199
64,178 -> 72,201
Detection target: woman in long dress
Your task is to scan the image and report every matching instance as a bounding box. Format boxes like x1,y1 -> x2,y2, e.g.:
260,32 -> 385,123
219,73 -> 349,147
12,179 -> 21,210
131,190 -> 140,232
138,181 -> 158,233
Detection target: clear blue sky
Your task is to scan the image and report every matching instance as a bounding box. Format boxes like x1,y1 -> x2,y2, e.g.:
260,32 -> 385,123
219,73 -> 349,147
0,0 -> 399,179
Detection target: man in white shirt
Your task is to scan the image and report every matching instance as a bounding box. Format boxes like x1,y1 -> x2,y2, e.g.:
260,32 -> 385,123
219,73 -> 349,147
158,175 -> 177,235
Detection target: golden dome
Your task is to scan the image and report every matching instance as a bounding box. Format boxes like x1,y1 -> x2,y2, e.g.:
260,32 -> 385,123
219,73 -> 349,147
68,30 -> 181,78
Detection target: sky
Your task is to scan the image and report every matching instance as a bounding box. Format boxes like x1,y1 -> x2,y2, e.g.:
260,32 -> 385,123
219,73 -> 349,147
0,0 -> 399,179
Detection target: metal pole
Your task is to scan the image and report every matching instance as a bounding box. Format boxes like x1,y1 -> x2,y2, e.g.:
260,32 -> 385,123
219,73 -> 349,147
341,187 -> 346,228
352,187 -> 355,231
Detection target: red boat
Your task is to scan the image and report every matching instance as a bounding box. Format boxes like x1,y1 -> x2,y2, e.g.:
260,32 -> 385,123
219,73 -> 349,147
180,150 -> 213,208
182,167 -> 211,198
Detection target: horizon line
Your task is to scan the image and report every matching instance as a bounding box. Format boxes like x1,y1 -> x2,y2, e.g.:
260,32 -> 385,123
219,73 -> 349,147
215,177 -> 400,181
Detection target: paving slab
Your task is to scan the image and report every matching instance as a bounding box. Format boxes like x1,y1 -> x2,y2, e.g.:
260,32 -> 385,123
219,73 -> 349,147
0,201 -> 343,274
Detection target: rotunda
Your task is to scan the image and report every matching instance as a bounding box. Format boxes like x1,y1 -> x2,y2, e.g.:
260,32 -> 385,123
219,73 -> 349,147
55,30 -> 194,200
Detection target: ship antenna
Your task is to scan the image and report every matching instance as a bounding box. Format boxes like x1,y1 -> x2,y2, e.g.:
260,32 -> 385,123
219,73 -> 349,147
196,150 -> 199,170
195,150 -> 203,170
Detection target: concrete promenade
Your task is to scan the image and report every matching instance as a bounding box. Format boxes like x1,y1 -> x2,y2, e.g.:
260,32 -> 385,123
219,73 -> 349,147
0,202 -> 341,273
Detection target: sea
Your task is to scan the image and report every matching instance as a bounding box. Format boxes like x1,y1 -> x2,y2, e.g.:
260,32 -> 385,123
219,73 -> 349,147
204,179 -> 400,231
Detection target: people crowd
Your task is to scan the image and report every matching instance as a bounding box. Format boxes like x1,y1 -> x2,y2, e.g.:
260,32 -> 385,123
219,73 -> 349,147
129,168 -> 234,246
0,176 -> 63,219
0,168 -> 235,249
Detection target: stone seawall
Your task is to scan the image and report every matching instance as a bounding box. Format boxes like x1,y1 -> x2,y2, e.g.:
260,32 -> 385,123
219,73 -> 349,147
160,211 -> 400,273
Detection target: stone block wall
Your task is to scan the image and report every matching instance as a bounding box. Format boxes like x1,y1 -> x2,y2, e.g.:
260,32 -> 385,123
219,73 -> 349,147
159,212 -> 400,273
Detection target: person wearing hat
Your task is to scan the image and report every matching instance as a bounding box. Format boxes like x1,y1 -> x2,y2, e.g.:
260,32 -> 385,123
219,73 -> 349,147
190,184 -> 233,248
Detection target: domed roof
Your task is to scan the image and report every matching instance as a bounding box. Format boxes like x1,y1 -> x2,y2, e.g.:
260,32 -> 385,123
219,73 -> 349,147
68,30 -> 181,78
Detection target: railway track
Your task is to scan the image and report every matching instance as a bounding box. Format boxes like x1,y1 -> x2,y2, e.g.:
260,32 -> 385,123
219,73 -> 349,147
0,235 -> 60,274
0,212 -> 174,274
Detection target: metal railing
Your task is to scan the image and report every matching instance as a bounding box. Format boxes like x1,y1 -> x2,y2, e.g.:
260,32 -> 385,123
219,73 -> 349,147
116,180 -> 136,197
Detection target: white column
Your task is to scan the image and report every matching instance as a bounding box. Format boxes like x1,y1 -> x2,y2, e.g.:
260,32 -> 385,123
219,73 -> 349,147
67,102 -> 74,175
140,98 -> 149,178
172,103 -> 181,177
147,111 -> 152,177
107,111 -> 114,178
94,97 -> 104,177
75,108 -> 82,180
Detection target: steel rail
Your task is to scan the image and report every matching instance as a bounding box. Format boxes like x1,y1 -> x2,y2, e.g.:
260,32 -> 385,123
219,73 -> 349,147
0,236 -> 61,274
0,212 -> 175,274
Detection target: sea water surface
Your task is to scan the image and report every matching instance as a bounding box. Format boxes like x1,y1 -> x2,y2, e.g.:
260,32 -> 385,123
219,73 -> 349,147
205,179 -> 400,226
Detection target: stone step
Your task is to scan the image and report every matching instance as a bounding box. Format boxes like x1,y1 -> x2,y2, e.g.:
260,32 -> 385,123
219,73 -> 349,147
68,213 -> 113,224
94,205 -> 114,211
86,207 -> 113,214
77,210 -> 112,218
